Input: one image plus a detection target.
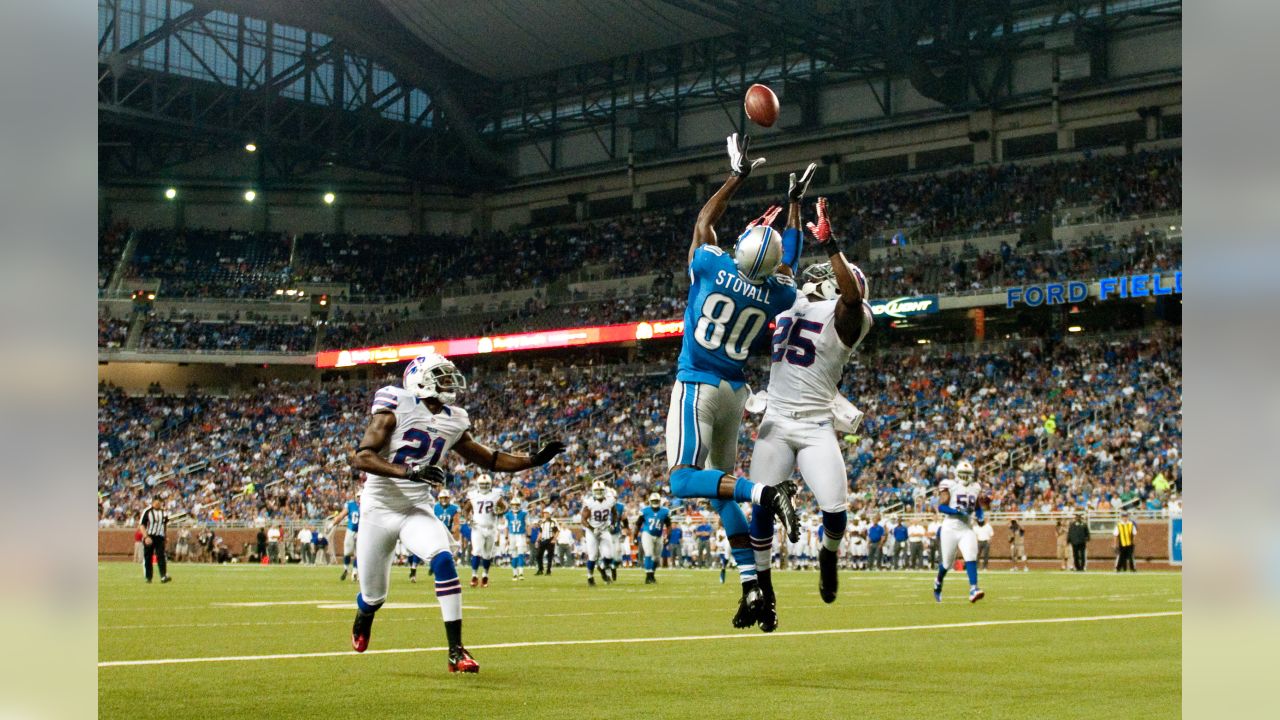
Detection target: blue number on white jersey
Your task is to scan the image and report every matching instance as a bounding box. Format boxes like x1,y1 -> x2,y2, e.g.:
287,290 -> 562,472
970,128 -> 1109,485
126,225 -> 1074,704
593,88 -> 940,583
678,245 -> 796,388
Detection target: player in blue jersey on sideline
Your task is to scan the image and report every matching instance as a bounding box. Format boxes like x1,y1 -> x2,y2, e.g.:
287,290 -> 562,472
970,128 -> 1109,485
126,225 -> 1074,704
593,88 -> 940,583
336,492 -> 360,582
504,496 -> 530,581
664,131 -> 813,628
635,492 -> 672,584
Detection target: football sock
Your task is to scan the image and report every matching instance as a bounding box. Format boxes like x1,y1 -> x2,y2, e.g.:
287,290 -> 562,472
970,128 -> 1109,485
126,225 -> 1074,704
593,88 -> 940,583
470,555 -> 480,574
730,545 -> 756,583
935,566 -> 948,590
481,558 -> 491,575
965,560 -> 978,588
644,556 -> 655,571
356,593 -> 382,614
822,511 -> 847,552
431,553 -> 462,621
735,478 -> 762,504
757,568 -> 774,596
586,560 -> 595,577
444,619 -> 462,649
669,467 -> 727,498
750,505 -> 775,571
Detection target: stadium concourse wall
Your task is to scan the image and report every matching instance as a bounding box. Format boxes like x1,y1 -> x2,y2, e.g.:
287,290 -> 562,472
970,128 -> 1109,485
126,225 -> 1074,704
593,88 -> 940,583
97,523 -> 1174,564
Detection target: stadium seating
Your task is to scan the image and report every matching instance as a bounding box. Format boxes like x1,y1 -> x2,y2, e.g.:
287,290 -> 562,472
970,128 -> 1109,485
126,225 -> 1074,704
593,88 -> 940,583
97,328 -> 1181,526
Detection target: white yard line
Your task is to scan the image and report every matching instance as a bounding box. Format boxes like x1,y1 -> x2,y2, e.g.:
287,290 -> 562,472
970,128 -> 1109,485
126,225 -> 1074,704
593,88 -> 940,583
99,611 -> 1181,668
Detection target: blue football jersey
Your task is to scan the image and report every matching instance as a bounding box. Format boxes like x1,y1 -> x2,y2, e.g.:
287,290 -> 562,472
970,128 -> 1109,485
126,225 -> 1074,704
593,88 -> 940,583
506,509 -> 528,535
678,244 -> 796,388
345,500 -> 360,531
434,502 -> 459,530
610,502 -> 625,533
641,506 -> 670,536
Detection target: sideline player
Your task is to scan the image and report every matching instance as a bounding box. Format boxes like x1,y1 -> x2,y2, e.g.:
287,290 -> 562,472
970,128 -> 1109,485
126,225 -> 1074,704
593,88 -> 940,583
463,475 -> 506,588
608,495 -> 627,581
666,132 -> 807,626
336,491 -> 360,582
636,492 -> 671,584
581,481 -> 616,586
933,459 -> 986,603
349,352 -> 566,672
505,496 -> 530,581
748,195 -> 873,629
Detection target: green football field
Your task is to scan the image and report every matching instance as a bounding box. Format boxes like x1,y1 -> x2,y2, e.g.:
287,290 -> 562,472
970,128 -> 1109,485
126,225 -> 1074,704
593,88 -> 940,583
98,561 -> 1181,719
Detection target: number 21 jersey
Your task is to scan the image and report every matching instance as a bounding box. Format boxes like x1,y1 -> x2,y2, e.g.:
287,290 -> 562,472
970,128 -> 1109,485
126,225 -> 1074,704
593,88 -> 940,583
363,385 -> 470,511
678,243 -> 796,389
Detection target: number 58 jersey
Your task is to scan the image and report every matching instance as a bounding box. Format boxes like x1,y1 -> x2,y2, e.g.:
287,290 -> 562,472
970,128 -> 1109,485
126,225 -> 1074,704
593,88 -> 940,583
679,244 -> 796,389
362,385 -> 471,512
766,296 -> 873,416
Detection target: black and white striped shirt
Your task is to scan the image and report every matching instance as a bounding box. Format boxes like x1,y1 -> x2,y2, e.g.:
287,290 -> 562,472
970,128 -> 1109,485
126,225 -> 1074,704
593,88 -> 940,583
140,508 -> 168,537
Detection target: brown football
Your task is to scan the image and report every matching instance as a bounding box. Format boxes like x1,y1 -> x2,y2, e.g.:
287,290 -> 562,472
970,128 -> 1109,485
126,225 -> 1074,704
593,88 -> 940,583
744,84 -> 779,128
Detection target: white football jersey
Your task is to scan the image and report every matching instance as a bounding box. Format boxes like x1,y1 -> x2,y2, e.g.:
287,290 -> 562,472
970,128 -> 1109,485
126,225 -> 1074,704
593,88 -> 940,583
467,488 -> 504,528
582,495 -> 614,531
767,296 -> 873,416
362,385 -> 470,511
939,477 -> 982,529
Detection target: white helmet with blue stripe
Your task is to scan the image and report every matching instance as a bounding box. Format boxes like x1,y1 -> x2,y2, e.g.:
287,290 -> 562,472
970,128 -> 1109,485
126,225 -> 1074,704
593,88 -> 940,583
403,351 -> 466,404
733,225 -> 782,285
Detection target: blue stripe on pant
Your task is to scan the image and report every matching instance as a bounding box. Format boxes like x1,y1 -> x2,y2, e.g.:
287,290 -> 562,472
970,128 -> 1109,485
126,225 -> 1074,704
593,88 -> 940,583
679,382 -> 701,466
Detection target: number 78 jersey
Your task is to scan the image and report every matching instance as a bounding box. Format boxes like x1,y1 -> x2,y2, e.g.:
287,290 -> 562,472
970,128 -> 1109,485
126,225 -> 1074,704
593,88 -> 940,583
362,385 -> 471,511
678,244 -> 797,388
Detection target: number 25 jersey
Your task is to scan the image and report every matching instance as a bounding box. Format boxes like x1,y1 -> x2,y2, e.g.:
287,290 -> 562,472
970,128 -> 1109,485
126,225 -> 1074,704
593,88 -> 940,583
363,385 -> 471,511
767,296 -> 873,416
678,244 -> 796,389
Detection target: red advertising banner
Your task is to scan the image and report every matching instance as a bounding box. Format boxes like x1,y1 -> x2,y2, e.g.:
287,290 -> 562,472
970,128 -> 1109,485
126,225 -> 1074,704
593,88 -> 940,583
315,319 -> 685,368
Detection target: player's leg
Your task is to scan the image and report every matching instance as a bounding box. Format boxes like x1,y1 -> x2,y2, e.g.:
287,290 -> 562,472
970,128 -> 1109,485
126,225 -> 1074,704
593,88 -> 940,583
584,530 -> 599,585
399,509 -> 477,673
935,525 -> 960,601
959,528 -> 983,602
341,530 -> 356,581
351,510 -> 399,652
479,529 -> 494,586
641,533 -> 659,583
600,533 -> 615,583
796,430 -> 849,604
746,416 -> 798,631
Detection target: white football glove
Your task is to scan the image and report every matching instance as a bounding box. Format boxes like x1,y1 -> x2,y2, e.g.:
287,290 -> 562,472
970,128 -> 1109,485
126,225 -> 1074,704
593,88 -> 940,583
789,162 -> 818,202
727,133 -> 765,177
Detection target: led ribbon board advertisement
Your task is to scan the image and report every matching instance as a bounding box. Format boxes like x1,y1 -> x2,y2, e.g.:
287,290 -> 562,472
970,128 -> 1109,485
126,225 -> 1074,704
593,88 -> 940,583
867,295 -> 940,318
315,319 -> 685,368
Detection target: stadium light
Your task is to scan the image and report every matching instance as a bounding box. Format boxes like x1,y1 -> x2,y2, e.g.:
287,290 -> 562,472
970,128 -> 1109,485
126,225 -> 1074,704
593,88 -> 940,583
1068,325 -> 1083,333
916,338 -> 931,344
244,190 -> 256,202
164,187 -> 177,200
323,192 -> 336,205
245,143 -> 257,153
274,289 -> 284,295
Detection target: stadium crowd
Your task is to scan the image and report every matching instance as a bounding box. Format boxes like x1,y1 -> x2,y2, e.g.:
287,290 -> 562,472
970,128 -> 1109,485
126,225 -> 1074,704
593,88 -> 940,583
104,149 -> 1180,304
98,327 -> 1181,531
139,316 -> 316,353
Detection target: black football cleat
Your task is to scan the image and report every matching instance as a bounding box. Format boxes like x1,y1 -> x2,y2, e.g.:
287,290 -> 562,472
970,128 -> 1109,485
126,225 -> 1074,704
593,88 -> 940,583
351,609 -> 375,653
758,591 -> 779,633
769,481 -> 802,544
733,583 -> 765,629
339,568 -> 348,581
587,576 -> 596,587
818,548 -> 838,603
160,576 -> 172,584
448,646 -> 479,673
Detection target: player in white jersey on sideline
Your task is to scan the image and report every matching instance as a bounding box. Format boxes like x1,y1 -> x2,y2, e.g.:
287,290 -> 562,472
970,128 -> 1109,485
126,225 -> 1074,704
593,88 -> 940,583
580,481 -> 617,586
349,352 -> 567,673
463,474 -> 507,588
747,196 -> 873,629
933,459 -> 986,603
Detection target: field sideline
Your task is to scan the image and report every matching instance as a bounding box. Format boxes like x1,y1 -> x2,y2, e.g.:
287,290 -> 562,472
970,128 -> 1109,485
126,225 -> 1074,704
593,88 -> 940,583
99,562 -> 1181,719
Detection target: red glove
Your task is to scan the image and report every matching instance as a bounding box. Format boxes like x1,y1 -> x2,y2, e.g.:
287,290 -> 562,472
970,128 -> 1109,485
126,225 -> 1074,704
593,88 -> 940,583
805,197 -> 832,244
747,205 -> 783,231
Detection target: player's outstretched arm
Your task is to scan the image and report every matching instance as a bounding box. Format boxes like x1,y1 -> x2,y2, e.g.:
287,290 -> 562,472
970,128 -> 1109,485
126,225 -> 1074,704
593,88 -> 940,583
452,432 -> 566,472
689,133 -> 764,264
806,196 -> 868,347
779,162 -> 817,276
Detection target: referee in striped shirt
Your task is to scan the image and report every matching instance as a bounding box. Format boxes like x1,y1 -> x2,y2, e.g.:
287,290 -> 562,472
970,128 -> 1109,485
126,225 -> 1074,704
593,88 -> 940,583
140,497 -> 172,584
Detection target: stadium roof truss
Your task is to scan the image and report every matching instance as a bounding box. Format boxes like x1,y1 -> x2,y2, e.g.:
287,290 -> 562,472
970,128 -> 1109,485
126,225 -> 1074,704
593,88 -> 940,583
97,0 -> 502,184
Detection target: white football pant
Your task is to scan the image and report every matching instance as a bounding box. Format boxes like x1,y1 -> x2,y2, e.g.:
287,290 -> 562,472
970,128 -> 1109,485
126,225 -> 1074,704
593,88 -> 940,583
749,412 -> 849,512
583,528 -> 614,563
666,380 -> 748,472
471,526 -> 497,559
939,521 -> 979,568
355,503 -> 452,606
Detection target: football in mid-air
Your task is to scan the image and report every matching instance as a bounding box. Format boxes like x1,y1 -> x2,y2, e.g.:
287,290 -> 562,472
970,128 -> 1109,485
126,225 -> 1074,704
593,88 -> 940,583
744,83 -> 779,127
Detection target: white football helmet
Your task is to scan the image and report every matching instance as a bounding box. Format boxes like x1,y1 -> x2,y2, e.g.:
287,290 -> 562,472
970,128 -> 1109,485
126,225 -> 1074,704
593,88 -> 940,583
591,480 -> 607,500
955,459 -> 975,483
477,474 -> 493,493
733,225 -> 782,284
648,492 -> 662,508
511,496 -> 523,509
800,260 -> 869,300
438,488 -> 452,503
403,352 -> 466,404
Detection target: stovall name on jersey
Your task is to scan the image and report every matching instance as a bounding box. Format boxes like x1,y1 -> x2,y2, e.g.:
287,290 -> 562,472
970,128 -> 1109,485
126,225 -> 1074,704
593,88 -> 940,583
714,269 -> 773,304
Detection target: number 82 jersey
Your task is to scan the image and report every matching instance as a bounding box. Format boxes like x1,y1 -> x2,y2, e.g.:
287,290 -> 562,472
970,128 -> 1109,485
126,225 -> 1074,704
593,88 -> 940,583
362,385 -> 471,511
678,244 -> 796,389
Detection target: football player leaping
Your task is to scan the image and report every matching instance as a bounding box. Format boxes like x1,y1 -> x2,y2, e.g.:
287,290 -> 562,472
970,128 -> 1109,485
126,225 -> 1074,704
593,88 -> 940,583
934,459 -> 986,603
349,352 -> 566,673
666,132 -> 812,628
463,474 -> 506,588
635,492 -> 671,584
580,481 -> 617,586
748,196 -> 873,630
